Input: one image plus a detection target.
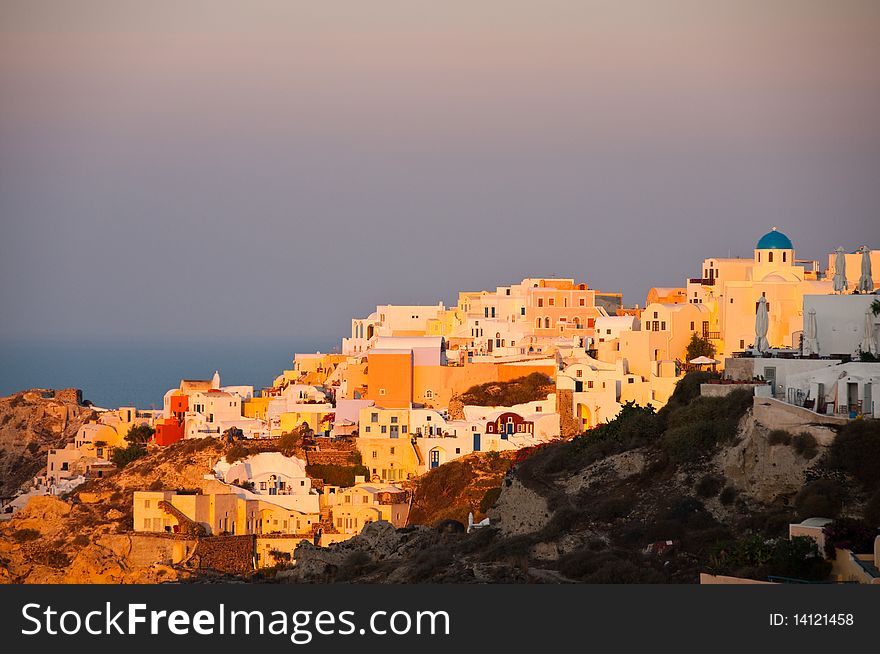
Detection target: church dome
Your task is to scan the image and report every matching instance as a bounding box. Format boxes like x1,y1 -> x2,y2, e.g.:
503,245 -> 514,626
756,228 -> 793,250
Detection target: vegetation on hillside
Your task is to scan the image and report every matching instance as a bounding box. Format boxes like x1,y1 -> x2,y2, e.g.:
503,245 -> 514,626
110,424 -> 156,468
407,450 -> 514,526
459,373 -> 553,407
685,333 -> 716,361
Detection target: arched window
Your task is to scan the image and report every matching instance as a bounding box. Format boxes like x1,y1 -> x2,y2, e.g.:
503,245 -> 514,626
544,317 -> 551,329
768,251 -> 774,263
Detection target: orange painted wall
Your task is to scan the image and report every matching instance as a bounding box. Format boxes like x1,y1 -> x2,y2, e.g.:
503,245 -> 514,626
170,394 -> 188,414
366,352 -> 413,408
154,418 -> 185,446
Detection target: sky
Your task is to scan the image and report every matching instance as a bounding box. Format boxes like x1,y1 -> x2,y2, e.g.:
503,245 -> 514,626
1,0 -> 879,343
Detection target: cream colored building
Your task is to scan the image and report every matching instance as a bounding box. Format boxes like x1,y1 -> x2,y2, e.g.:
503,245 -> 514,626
133,490 -> 320,537
686,228 -> 832,358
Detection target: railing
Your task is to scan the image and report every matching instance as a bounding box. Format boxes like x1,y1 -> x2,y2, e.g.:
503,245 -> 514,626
703,331 -> 721,340
688,278 -> 715,286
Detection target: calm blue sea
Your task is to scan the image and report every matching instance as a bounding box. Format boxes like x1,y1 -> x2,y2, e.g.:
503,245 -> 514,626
0,337 -> 334,410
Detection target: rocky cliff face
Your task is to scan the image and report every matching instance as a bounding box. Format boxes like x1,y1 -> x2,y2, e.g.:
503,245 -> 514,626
0,436 -> 226,584
0,389 -> 97,497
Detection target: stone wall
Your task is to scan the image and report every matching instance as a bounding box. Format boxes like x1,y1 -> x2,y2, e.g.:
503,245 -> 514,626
189,535 -> 255,574
556,389 -> 581,438
752,397 -> 845,446
700,382 -> 766,397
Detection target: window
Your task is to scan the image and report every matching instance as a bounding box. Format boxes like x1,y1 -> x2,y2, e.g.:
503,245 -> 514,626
628,378 -> 634,384
588,381 -> 594,389
730,298 -> 734,304
426,390 -> 433,399
538,298 -> 544,307
579,298 -> 585,306
506,289 -> 511,295
536,407 -> 542,412
379,389 -> 386,396
520,307 -> 526,315
381,425 -> 387,434
576,369 -> 582,378
371,413 -> 378,423
653,311 -> 658,319
661,321 -> 666,330
364,426 -> 371,433
455,448 -> 461,454
782,252 -> 787,262
690,322 -> 695,330
740,340 -> 745,349
144,500 -> 151,509
390,416 -> 398,424
401,425 -> 407,433
768,251 -> 774,263
390,447 -> 395,455
372,451 -> 378,459
549,298 -> 555,306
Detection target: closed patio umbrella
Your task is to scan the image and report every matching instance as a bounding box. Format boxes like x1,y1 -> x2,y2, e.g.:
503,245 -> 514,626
857,245 -> 874,293
832,247 -> 847,293
861,307 -> 878,356
754,296 -> 769,354
803,308 -> 819,356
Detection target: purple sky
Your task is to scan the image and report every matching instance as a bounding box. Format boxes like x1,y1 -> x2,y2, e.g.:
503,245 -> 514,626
1,1 -> 879,341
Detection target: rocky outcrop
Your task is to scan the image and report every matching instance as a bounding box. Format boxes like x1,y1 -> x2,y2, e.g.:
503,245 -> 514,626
715,409 -> 828,503
489,477 -> 550,536
0,389 -> 96,496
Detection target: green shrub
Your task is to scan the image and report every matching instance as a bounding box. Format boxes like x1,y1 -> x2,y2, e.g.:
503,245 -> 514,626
306,464 -> 370,487
460,373 -> 553,407
11,528 -> 41,543
664,371 -> 720,410
685,333 -> 716,361
865,490 -> 880,528
125,424 -> 155,445
826,420 -> 880,492
696,474 -> 724,498
719,486 -> 737,505
792,432 -> 818,459
794,480 -> 843,520
660,389 -> 752,462
278,430 -> 303,456
710,534 -> 830,581
111,443 -> 147,468
479,487 -> 502,514
225,443 -> 250,464
767,430 -> 792,446
822,518 -> 877,558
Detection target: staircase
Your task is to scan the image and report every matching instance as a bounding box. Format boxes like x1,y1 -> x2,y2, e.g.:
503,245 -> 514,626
158,500 -> 207,538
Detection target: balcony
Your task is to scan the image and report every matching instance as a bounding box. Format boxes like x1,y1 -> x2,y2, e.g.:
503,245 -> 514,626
688,278 -> 715,286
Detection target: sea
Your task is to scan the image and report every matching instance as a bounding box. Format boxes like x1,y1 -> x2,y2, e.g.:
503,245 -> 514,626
0,337 -> 334,410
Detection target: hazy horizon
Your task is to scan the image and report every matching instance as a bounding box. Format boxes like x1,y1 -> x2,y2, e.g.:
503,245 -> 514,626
2,1 -> 879,343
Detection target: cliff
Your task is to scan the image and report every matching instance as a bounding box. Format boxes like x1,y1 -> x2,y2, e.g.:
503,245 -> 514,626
0,389 -> 97,497
0,436 -> 226,583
